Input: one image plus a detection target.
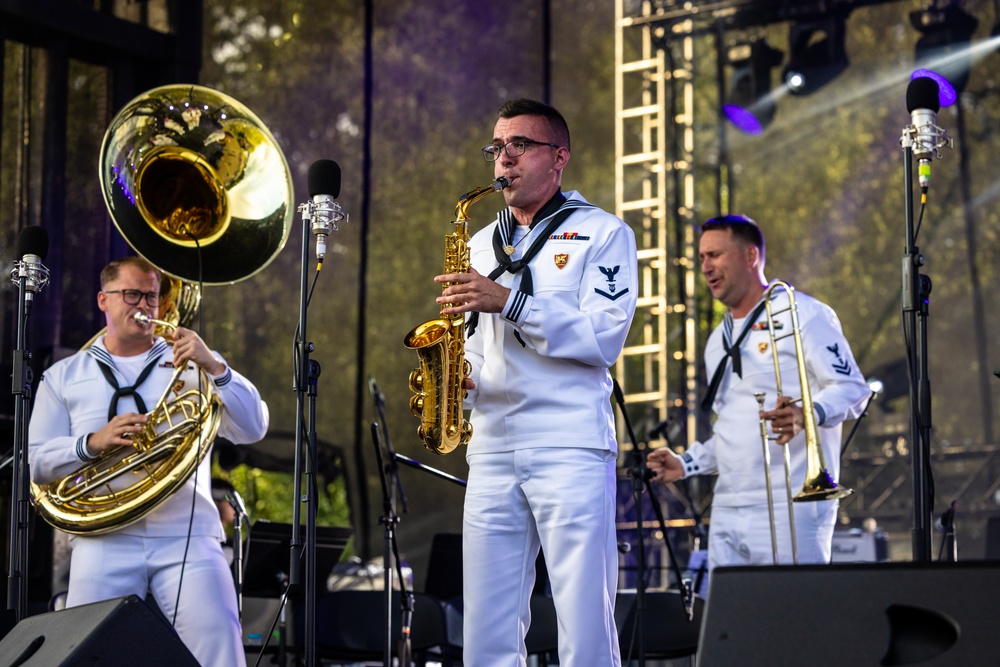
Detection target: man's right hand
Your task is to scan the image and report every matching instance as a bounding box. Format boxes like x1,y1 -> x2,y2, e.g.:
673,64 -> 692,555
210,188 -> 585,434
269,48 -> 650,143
87,412 -> 149,456
646,448 -> 685,483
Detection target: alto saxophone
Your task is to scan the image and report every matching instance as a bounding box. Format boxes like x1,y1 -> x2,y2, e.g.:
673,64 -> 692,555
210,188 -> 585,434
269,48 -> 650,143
404,177 -> 510,454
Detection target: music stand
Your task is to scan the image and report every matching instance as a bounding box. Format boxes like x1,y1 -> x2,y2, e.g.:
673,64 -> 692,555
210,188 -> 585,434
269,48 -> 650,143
244,521 -> 353,599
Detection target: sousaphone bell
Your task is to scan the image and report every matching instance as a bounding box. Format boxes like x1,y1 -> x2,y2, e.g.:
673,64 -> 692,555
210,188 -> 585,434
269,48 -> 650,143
99,84 -> 294,285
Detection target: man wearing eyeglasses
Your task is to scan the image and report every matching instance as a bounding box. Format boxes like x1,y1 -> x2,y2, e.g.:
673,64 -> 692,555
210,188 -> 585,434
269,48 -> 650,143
28,256 -> 268,667
436,99 -> 637,666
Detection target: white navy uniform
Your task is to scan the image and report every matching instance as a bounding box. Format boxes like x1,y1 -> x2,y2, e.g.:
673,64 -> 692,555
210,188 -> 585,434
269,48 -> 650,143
679,288 -> 869,570
29,336 -> 269,667
461,190 -> 637,667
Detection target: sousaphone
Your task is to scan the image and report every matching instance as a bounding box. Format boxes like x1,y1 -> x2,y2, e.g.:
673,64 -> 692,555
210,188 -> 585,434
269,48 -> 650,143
31,85 -> 293,534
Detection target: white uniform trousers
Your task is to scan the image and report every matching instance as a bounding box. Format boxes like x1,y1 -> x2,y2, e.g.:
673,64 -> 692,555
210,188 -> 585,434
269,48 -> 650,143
66,533 -> 245,667
463,448 -> 622,667
707,501 -> 837,573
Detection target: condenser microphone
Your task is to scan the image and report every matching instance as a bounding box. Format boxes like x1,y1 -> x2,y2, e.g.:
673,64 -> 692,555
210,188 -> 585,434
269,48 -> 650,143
905,77 -> 946,189
12,225 -> 51,314
307,159 -> 346,260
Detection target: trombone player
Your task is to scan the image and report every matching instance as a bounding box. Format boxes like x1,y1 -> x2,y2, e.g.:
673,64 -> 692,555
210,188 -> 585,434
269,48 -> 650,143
647,215 -> 869,577
28,257 -> 269,667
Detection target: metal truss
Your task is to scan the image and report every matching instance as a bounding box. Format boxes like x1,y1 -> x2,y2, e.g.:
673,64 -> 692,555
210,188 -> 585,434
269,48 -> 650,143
614,1 -> 700,459
842,436 -> 1000,527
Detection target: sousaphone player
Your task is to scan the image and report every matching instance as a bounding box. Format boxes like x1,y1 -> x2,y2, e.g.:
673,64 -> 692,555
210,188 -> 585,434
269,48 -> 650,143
27,85 -> 291,667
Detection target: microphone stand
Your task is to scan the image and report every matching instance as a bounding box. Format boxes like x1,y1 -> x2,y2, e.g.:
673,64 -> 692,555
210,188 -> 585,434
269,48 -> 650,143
372,379 -> 409,516
937,500 -> 958,563
370,381 -> 467,666
840,389 -> 879,458
611,381 -> 695,667
393,454 -> 468,488
900,129 -> 934,563
229,498 -> 249,621
6,258 -> 47,622
291,203 -> 323,666
6,283 -> 31,622
369,379 -> 414,667
369,423 -> 412,667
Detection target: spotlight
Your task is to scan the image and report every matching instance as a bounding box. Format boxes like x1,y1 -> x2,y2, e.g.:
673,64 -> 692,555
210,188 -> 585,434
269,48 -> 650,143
722,38 -> 783,135
782,16 -> 848,96
866,377 -> 885,396
910,4 -> 978,95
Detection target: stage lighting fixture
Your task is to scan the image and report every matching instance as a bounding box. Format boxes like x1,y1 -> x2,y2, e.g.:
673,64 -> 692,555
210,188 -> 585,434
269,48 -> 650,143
910,4 -> 978,94
722,38 -> 783,135
782,16 -> 848,96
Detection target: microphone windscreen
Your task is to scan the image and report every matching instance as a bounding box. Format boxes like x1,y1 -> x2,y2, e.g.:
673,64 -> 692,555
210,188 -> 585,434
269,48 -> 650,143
906,76 -> 940,113
307,159 -> 341,198
16,225 -> 49,260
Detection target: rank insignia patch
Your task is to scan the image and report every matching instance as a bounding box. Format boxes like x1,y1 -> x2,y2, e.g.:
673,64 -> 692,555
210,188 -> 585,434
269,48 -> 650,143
595,265 -> 630,301
826,343 -> 853,375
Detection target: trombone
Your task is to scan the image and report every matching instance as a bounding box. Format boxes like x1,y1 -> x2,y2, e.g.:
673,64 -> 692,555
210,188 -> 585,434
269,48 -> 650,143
757,280 -> 852,564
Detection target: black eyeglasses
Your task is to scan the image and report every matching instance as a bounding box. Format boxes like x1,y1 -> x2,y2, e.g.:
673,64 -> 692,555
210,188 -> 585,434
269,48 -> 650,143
105,289 -> 161,307
482,139 -> 560,162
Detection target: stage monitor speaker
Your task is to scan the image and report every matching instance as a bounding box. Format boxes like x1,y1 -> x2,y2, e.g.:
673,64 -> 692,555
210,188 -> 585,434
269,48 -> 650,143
0,595 -> 199,667
696,561 -> 1000,667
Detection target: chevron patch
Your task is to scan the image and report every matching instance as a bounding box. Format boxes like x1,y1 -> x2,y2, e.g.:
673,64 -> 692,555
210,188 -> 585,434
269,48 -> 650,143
826,343 -> 852,375
832,359 -> 852,375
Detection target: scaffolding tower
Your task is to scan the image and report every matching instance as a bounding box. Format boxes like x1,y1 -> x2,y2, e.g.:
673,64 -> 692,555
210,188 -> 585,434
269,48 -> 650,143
614,1 -> 700,460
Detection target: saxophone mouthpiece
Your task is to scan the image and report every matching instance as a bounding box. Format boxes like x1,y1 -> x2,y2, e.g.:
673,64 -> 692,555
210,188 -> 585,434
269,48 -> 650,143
494,177 -> 511,190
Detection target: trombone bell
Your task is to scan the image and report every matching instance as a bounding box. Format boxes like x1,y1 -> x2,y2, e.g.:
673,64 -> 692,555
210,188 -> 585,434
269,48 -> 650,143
796,469 -> 852,502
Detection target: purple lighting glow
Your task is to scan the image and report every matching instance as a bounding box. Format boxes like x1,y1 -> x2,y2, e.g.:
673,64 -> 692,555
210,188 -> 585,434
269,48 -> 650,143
911,69 -> 957,107
722,104 -> 764,136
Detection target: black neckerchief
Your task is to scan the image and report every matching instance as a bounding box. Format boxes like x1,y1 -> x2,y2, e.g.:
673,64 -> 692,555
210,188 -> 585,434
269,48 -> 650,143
466,192 -> 592,339
88,340 -> 169,421
700,298 -> 768,413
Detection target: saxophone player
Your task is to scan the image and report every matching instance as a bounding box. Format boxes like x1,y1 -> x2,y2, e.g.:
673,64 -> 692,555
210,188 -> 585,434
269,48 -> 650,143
28,256 -> 269,667
436,99 -> 638,667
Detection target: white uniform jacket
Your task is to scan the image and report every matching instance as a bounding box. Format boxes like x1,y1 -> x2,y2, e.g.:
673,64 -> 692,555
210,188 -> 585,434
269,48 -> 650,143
463,190 -> 638,455
679,288 -> 869,508
28,336 -> 269,539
